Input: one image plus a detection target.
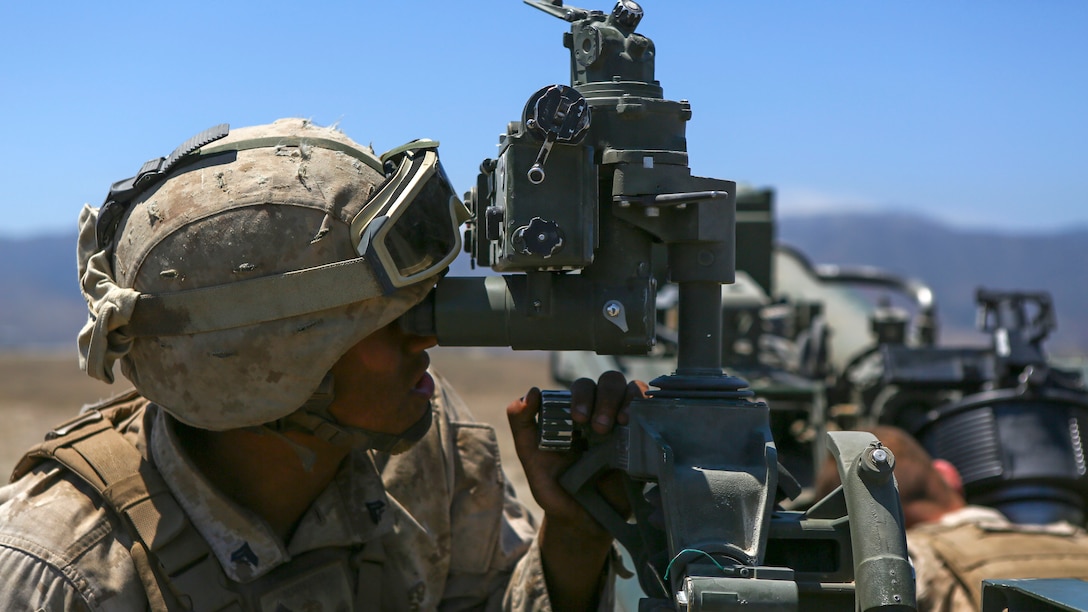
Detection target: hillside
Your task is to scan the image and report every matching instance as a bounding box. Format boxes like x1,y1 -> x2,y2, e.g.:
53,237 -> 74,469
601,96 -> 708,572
3,212 -> 1086,355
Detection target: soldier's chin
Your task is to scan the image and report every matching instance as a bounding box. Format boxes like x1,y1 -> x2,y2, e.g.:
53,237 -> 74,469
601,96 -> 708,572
386,402 -> 435,455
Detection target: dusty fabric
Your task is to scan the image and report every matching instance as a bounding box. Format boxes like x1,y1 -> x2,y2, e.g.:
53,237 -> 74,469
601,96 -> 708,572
76,204 -> 140,384
908,505 -> 1088,612
76,118 -> 434,430
0,372 -> 616,611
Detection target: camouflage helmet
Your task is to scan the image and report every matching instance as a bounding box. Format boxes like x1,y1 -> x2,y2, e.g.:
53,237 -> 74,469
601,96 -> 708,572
77,118 -> 467,430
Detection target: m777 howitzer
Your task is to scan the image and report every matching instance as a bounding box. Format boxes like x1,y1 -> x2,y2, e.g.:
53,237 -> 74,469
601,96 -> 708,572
403,1 -> 915,609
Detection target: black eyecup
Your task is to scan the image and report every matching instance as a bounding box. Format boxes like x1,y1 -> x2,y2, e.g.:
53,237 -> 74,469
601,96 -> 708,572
95,124 -> 230,250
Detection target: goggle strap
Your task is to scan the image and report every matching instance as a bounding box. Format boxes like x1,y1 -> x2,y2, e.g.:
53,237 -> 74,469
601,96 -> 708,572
124,257 -> 386,337
199,136 -> 385,174
96,124 -> 231,250
379,138 -> 440,164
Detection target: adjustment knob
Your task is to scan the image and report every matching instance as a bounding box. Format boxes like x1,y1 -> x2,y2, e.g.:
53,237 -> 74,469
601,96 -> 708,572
611,0 -> 643,29
524,85 -> 591,144
513,217 -> 564,257
538,390 -> 577,451
520,84 -> 591,185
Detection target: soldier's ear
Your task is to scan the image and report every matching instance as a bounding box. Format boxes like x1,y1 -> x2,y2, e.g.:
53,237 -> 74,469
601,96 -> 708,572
931,458 -> 963,496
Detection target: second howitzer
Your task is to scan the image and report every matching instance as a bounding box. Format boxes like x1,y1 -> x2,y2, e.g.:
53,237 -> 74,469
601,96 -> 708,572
404,2 -> 915,609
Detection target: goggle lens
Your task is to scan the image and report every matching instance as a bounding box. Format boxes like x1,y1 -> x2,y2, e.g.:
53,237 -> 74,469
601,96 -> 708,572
382,172 -> 461,278
353,142 -> 469,290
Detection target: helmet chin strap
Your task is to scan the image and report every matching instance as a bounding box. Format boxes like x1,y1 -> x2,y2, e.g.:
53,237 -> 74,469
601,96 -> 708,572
269,374 -> 434,464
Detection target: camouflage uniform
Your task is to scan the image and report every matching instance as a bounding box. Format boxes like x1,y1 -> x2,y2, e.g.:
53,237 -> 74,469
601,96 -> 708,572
908,505 -> 1088,612
0,371 -> 616,611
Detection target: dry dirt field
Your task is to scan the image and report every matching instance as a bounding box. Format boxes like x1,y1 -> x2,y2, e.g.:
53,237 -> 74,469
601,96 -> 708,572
0,347 -> 555,519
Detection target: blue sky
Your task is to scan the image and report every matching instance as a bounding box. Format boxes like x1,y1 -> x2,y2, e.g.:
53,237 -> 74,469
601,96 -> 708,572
2,1 -> 1085,238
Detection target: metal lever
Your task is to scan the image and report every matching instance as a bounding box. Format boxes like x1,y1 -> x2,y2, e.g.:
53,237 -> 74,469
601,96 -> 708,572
522,84 -> 591,184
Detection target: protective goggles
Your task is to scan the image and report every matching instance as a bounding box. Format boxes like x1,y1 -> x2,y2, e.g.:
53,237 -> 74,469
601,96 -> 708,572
352,139 -> 471,292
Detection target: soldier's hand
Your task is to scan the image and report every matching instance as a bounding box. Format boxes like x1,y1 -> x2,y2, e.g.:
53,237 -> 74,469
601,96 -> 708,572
507,370 -> 647,537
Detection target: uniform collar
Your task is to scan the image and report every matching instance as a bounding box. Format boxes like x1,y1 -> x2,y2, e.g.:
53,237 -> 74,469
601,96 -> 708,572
149,405 -> 394,583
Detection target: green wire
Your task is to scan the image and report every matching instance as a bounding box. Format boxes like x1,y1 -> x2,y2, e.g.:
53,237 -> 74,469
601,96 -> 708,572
664,549 -> 729,580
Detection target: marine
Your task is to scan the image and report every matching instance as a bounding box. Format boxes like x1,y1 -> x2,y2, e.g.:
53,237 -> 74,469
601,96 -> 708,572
0,118 -> 640,610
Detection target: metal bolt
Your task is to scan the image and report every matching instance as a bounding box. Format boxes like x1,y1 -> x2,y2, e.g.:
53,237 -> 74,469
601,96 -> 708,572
859,442 -> 894,483
605,302 -> 621,318
871,448 -> 889,465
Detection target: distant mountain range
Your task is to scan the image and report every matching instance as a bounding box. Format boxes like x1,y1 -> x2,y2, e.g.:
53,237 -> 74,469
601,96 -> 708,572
3,212 -> 1086,355
0,234 -> 86,350
777,213 -> 1088,357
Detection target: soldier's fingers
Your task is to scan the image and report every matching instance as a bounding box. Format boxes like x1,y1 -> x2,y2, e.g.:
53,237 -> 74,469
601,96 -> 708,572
569,377 -> 596,424
507,388 -> 542,459
590,371 -> 628,434
615,380 -> 648,426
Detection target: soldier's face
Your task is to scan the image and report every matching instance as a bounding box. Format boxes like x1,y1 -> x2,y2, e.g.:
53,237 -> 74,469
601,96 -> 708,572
327,321 -> 438,435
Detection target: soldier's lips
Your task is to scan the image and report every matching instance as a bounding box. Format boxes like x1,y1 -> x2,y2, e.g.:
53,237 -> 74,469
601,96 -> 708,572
411,371 -> 436,399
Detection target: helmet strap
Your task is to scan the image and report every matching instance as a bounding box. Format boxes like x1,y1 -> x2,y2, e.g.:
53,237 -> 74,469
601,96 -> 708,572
272,373 -> 434,455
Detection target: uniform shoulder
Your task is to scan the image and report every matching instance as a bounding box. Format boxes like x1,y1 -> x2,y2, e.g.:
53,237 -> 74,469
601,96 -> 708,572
0,463 -> 144,608
1,462 -> 118,559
